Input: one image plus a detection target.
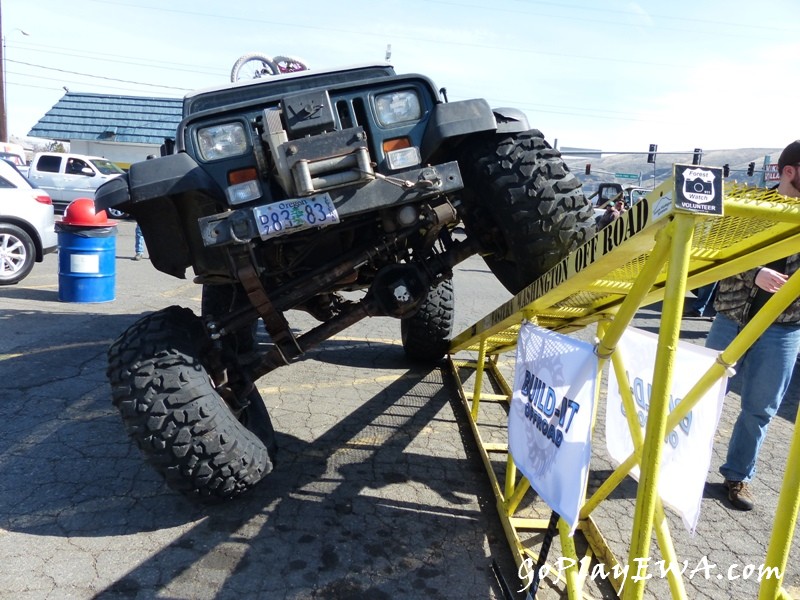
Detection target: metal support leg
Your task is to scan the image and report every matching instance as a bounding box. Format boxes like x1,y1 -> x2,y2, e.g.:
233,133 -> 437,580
624,213 -> 695,600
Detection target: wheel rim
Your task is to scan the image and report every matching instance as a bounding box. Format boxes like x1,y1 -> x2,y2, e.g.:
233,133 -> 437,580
234,58 -> 276,81
0,232 -> 27,277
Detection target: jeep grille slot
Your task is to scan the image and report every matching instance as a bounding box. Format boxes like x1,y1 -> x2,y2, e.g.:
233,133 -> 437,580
336,100 -> 354,130
352,97 -> 368,129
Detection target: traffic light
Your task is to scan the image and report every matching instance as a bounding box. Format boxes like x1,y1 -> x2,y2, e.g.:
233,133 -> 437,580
647,143 -> 657,164
692,148 -> 703,165
723,164 -> 730,177
585,163 -> 591,175
747,162 -> 755,176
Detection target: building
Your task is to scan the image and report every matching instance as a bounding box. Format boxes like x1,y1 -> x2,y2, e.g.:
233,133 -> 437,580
28,92 -> 183,168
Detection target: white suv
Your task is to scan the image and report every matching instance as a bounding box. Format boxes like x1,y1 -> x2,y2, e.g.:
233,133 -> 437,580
0,159 -> 57,285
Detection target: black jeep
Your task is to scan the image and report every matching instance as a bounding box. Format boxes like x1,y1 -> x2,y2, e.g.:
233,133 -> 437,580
96,63 -> 595,502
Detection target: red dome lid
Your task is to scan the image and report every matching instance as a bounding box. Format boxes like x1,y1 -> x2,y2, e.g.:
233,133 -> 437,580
62,198 -> 116,226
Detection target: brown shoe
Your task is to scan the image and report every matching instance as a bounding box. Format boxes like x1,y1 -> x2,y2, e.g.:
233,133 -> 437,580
724,479 -> 754,511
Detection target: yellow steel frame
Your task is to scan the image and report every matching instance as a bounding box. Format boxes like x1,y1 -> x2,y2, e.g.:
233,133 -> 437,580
448,175 -> 800,599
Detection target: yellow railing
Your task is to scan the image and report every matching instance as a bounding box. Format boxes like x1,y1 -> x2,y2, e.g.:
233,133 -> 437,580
448,171 -> 800,599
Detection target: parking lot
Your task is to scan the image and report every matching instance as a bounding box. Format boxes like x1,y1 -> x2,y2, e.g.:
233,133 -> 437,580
1,220 -> 798,599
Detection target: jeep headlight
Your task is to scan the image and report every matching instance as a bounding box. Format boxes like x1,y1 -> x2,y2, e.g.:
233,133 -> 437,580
375,90 -> 422,126
197,122 -> 248,161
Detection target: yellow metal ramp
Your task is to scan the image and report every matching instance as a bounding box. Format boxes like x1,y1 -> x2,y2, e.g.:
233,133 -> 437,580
448,170 -> 800,599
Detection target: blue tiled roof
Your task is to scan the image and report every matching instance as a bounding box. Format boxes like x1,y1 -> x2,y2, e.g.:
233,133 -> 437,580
28,93 -> 183,144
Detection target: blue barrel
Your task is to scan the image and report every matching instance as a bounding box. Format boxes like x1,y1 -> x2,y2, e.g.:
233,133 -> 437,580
56,223 -> 117,302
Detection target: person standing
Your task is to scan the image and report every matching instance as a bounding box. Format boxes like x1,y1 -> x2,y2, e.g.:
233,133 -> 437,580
597,198 -> 626,229
133,223 -> 144,260
705,140 -> 800,510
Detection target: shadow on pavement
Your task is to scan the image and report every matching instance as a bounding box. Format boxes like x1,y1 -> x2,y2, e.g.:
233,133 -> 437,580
0,305 -> 514,598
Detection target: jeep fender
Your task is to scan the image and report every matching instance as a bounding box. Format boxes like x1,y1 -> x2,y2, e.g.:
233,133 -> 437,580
420,99 -> 530,161
95,153 -> 228,280
95,153 -> 224,212
491,107 -> 531,133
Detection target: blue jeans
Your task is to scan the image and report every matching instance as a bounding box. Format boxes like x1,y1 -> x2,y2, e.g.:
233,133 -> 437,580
705,313 -> 800,482
135,224 -> 144,255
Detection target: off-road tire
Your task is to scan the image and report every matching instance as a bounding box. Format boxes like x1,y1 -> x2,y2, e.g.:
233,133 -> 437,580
107,305 -> 275,502
459,130 -> 596,294
0,223 -> 35,285
401,278 -> 454,362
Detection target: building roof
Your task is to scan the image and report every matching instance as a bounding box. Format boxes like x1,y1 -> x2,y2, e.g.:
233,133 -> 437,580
28,92 -> 183,144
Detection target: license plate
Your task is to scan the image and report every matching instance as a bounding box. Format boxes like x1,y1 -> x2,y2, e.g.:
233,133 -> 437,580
253,193 -> 340,240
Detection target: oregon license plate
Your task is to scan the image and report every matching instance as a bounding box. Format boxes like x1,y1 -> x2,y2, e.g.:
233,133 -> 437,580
253,193 -> 340,239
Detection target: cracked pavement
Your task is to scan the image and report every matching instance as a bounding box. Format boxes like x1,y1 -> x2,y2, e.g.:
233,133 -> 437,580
0,221 -> 798,599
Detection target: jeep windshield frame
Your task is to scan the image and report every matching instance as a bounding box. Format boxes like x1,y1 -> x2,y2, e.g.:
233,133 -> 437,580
183,64 -> 398,117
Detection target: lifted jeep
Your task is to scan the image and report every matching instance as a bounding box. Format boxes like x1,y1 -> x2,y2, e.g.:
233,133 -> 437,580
96,63 -> 595,502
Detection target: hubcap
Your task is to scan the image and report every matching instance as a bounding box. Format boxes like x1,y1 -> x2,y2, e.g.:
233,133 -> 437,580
0,233 -> 26,275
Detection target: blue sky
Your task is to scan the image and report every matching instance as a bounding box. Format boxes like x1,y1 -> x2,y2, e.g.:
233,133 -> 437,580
5,0 -> 799,152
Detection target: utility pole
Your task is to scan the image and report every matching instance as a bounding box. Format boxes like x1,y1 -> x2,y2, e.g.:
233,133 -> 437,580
0,0 -> 7,143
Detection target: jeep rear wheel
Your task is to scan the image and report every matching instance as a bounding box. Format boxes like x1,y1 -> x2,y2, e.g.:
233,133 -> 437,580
459,130 -> 596,294
107,305 -> 275,502
401,277 -> 454,363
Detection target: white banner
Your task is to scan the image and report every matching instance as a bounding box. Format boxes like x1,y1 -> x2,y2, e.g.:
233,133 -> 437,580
605,327 -> 726,533
509,322 -> 598,534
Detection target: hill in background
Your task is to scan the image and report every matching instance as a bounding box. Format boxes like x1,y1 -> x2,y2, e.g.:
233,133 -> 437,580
563,148 -> 781,196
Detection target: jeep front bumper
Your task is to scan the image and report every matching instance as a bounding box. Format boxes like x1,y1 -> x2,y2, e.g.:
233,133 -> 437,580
198,161 -> 463,248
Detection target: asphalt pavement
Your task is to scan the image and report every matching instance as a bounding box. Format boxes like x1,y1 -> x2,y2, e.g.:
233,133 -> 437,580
0,220 -> 798,599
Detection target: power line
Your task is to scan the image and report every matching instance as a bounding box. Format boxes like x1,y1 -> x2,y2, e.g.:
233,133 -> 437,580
7,59 -> 190,91
85,0 -> 800,38
7,40 -> 227,78
7,0 -> 792,122
68,0 -> 730,72
6,72 -> 183,96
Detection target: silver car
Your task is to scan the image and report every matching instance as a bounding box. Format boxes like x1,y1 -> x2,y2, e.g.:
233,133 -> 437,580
0,159 -> 58,285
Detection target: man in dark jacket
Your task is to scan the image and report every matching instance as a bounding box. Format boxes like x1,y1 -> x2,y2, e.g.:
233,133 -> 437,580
705,140 -> 800,511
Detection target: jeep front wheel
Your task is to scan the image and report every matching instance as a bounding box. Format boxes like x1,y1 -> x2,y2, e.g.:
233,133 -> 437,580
107,305 -> 276,502
459,130 -> 596,294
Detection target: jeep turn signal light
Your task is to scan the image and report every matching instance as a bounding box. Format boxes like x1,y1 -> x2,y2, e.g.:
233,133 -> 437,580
226,167 -> 261,205
383,137 -> 421,171
228,167 -> 258,185
383,138 -> 411,152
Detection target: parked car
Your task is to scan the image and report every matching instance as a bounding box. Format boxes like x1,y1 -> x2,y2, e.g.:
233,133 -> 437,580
0,151 -> 28,176
0,159 -> 58,285
27,152 -> 125,213
0,143 -> 27,174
